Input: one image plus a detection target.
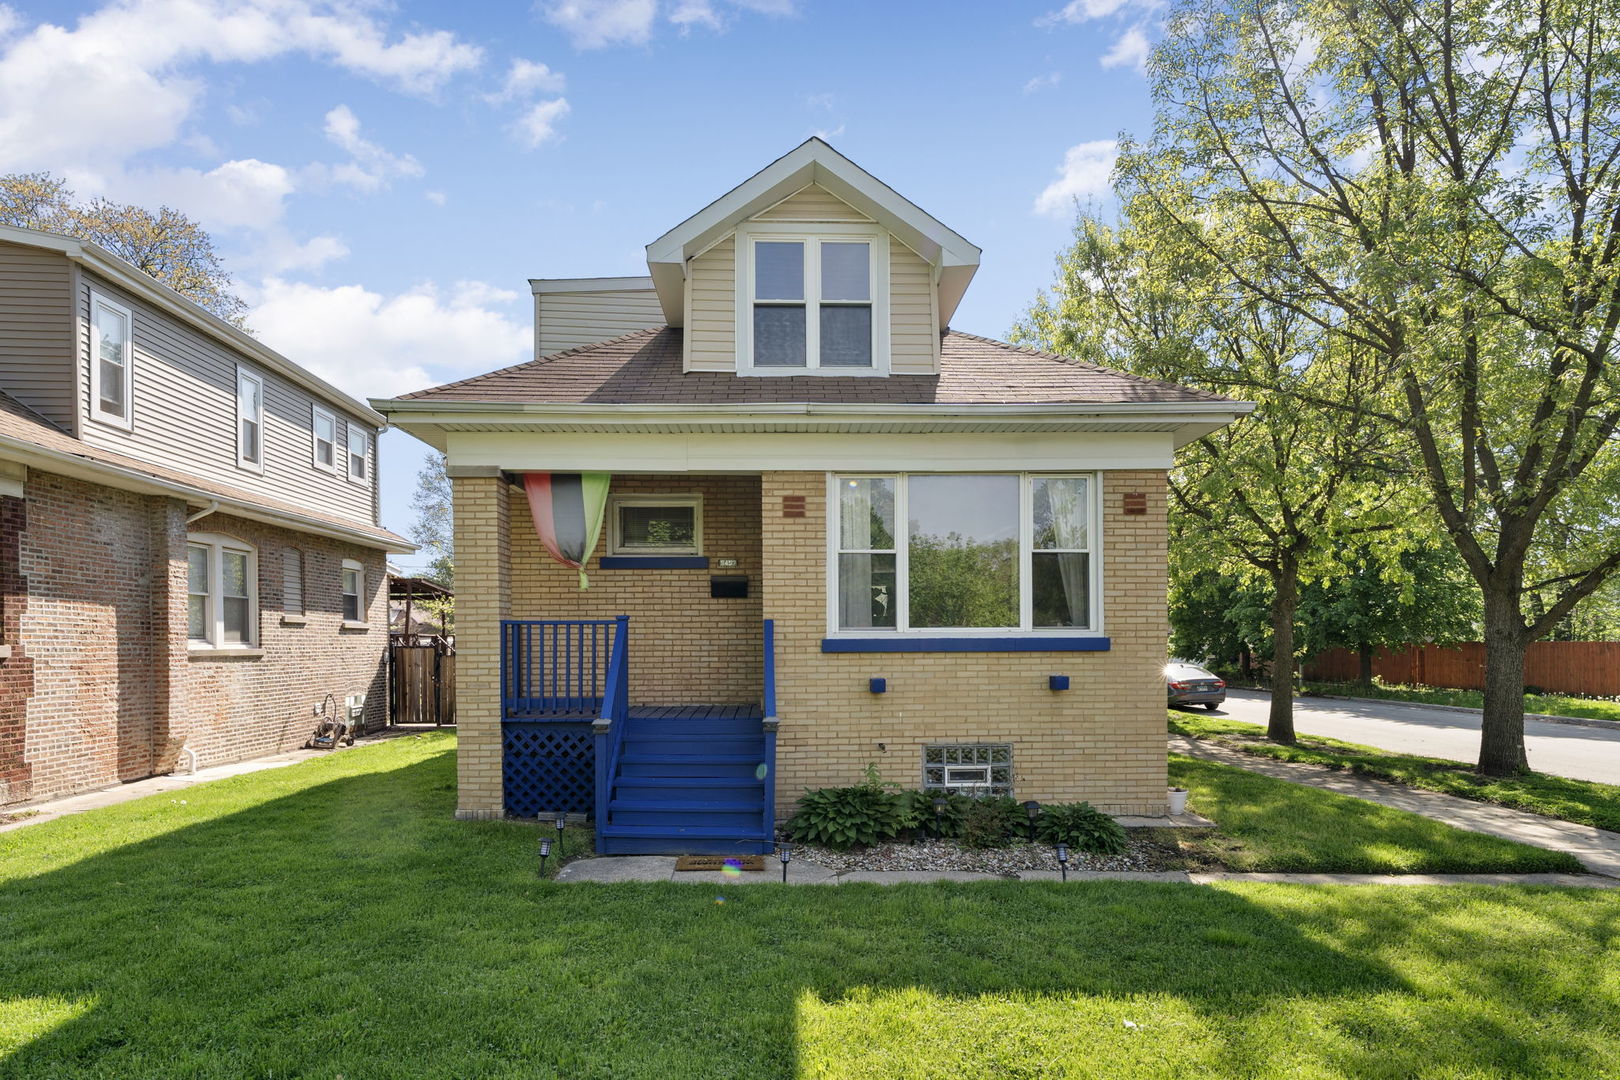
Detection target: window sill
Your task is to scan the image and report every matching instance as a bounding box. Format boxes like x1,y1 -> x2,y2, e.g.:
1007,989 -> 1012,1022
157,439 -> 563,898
600,555 -> 710,569
188,646 -> 265,660
280,615 -> 308,627
821,636 -> 1111,654
341,621 -> 370,632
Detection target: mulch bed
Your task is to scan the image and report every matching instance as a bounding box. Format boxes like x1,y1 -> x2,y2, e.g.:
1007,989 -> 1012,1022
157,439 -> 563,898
792,830 -> 1230,875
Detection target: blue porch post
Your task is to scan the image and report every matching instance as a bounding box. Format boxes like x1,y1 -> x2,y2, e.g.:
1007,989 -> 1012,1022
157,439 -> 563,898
761,618 -> 778,845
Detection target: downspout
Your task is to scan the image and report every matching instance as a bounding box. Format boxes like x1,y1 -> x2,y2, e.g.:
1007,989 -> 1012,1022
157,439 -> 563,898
185,500 -> 219,525
178,745 -> 198,775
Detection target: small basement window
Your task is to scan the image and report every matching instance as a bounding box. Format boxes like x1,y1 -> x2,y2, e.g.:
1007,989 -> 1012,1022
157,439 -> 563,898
924,744 -> 1013,797
608,495 -> 702,556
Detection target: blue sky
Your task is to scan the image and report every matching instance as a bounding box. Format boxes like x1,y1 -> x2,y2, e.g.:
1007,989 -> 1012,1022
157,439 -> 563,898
0,0 -> 1155,571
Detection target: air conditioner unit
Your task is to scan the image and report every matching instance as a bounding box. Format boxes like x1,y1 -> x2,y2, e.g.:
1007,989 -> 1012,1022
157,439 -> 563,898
345,693 -> 366,722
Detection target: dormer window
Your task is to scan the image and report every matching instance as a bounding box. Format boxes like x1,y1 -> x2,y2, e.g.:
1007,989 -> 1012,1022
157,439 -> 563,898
736,222 -> 889,375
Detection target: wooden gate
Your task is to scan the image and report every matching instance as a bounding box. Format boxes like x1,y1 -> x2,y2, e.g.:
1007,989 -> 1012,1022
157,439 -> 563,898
390,635 -> 456,726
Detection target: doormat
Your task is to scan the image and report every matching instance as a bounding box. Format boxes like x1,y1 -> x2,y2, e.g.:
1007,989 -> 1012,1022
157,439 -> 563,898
675,855 -> 765,872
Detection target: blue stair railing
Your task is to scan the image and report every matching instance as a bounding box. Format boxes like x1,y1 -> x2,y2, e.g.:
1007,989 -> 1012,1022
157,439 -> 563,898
761,618 -> 779,847
593,615 -> 631,851
502,618 -> 617,717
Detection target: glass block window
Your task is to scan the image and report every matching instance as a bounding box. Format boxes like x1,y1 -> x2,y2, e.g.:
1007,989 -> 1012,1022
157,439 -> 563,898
923,743 -> 1013,796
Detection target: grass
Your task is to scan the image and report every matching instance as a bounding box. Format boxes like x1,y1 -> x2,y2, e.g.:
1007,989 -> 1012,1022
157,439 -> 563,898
1166,755 -> 1581,873
1,734 -> 1615,1078
1301,680 -> 1620,724
1171,710 -> 1620,833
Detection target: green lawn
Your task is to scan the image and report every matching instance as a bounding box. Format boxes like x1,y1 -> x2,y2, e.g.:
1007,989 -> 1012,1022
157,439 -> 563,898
1172,710 -> 1620,833
1302,680 -> 1620,724
2,734 -> 1616,1079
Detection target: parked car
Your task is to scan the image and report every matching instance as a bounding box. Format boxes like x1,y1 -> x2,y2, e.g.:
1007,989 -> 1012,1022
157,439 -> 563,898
1166,660 -> 1226,710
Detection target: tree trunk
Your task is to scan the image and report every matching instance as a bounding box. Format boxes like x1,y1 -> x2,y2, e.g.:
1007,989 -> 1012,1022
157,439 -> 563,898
1357,643 -> 1374,686
1478,585 -> 1529,775
1268,561 -> 1299,744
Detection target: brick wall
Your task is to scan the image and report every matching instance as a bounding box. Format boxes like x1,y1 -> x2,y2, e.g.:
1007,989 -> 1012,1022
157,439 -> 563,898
451,474 -> 509,818
6,470 -> 389,807
0,493 -> 32,803
761,469 -> 1170,817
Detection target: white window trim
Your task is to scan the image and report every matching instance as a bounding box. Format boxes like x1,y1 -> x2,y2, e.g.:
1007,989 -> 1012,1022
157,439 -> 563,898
87,291 -> 134,431
345,423 -> 370,486
341,558 -> 367,626
824,471 -> 1104,638
187,532 -> 258,650
607,494 -> 704,556
311,405 -> 337,474
236,366 -> 265,474
734,221 -> 891,376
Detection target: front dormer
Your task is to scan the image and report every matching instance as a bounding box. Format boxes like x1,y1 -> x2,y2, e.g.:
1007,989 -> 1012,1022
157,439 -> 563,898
647,139 -> 981,377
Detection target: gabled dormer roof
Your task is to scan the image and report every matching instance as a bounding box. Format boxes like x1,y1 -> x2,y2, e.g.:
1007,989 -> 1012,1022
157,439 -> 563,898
645,138 -> 982,328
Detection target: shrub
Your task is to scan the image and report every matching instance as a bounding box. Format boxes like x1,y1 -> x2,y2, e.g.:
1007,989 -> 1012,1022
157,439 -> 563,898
893,789 -> 972,838
1036,801 -> 1128,855
959,795 -> 1021,849
785,784 -> 902,849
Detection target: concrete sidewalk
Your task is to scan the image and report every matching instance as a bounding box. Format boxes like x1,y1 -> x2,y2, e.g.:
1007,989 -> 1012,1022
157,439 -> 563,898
1171,734 -> 1620,878
0,726 -> 426,834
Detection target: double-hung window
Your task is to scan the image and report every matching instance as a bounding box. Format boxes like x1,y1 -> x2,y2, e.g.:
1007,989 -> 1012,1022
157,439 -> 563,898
341,559 -> 365,624
831,473 -> 1098,634
739,224 -> 887,373
188,533 -> 256,648
311,406 -> 337,473
237,367 -> 264,471
346,424 -> 369,484
89,292 -> 134,430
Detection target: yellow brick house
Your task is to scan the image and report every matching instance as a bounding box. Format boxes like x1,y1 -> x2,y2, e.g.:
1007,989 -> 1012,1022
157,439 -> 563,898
373,139 -> 1250,854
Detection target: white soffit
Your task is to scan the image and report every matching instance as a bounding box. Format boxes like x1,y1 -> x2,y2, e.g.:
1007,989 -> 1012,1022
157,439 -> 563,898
644,138 -> 982,327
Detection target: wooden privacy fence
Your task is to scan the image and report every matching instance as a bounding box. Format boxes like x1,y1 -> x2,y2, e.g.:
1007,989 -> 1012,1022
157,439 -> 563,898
390,635 -> 457,726
1304,642 -> 1620,698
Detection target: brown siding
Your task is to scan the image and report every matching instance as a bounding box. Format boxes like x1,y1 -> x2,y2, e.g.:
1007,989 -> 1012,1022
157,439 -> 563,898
73,269 -> 377,528
0,241 -> 74,430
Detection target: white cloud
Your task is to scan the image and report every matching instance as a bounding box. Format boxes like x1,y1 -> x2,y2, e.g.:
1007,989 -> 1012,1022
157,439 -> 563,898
1023,71 -> 1062,93
514,98 -> 572,148
544,0 -> 657,48
1036,0 -> 1134,26
251,232 -> 350,274
1100,27 -> 1150,70
118,158 -> 297,230
320,104 -> 423,191
248,278 -> 530,399
0,5 -> 22,42
811,124 -> 845,141
0,1 -> 481,177
487,57 -> 566,101
670,0 -> 721,29
1034,139 -> 1117,216
425,190 -> 447,206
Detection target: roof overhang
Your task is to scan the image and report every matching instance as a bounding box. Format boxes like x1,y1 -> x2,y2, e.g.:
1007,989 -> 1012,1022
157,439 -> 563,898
530,275 -> 655,295
0,434 -> 416,553
373,398 -> 1253,452
0,223 -> 388,428
644,139 -> 982,328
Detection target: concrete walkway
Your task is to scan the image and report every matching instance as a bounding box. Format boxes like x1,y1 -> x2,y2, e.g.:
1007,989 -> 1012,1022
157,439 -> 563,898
553,856 -> 1618,888
0,726 -> 426,834
1171,734 -> 1620,878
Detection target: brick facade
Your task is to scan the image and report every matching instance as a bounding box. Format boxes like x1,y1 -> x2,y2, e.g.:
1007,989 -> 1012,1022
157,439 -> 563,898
1,469 -> 388,807
0,493 -> 31,802
450,467 -> 1172,819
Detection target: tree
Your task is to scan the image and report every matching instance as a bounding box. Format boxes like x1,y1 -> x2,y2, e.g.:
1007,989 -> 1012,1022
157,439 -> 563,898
1018,213 -> 1404,742
1121,0 -> 1620,774
0,172 -> 248,325
410,452 -> 454,586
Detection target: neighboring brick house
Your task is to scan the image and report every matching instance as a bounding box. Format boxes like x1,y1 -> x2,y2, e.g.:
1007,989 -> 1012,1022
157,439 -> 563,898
0,224 -> 413,808
374,139 -> 1251,853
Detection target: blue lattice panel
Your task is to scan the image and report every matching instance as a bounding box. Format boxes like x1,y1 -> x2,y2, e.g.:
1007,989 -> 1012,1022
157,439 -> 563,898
502,721 -> 596,818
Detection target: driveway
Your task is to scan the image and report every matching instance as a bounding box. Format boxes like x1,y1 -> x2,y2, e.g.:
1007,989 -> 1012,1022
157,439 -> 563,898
1205,689 -> 1620,786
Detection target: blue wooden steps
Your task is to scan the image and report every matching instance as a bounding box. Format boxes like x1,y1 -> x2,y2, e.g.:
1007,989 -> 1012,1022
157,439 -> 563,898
598,705 -> 773,855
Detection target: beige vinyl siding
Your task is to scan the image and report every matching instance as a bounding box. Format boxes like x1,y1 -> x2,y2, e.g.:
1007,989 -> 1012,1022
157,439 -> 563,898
889,237 -> 938,374
0,241 -> 74,429
536,289 -> 664,357
74,270 -> 376,526
686,235 -> 736,372
754,185 -> 872,223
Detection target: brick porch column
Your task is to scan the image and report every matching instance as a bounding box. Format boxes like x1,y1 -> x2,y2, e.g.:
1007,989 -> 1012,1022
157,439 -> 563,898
451,471 -> 511,819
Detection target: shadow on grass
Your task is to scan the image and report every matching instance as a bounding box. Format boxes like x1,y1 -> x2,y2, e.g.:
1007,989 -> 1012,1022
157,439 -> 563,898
0,737 -> 1615,1078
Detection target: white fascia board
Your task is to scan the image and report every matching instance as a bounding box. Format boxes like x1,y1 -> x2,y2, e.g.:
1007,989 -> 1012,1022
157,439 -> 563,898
0,437 -> 417,553
530,276 -> 655,294
0,223 -> 387,428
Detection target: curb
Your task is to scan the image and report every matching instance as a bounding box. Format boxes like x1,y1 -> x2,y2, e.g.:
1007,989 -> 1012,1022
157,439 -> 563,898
1231,688 -> 1620,733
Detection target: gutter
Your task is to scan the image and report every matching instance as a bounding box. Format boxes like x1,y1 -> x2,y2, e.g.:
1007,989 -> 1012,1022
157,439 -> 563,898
372,399 -> 1256,424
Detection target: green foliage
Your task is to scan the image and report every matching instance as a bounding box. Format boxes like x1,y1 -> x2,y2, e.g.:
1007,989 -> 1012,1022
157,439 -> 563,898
409,451 -> 454,587
958,795 -> 1021,849
785,783 -> 903,850
0,171 -> 248,325
907,533 -> 1018,629
1035,802 -> 1128,855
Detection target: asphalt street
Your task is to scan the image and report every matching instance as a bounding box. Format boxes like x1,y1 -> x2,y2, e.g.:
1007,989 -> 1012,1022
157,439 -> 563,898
1204,689 -> 1620,785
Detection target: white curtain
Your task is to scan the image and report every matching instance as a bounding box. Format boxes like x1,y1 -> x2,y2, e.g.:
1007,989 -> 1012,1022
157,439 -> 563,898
1047,478 -> 1089,627
840,479 -> 876,628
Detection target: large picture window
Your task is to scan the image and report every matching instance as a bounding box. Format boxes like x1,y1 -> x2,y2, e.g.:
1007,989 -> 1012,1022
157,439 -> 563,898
738,223 -> 888,374
832,473 -> 1097,634
187,533 -> 256,648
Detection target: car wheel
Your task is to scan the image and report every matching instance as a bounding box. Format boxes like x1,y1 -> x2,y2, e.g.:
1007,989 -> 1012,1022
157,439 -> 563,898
1204,702 -> 1220,711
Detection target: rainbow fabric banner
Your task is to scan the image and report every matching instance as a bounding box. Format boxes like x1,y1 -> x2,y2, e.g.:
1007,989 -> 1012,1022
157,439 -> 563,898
520,472 -> 610,589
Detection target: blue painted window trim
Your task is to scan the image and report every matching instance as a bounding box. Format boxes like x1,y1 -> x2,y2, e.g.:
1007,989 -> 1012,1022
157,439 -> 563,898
599,556 -> 711,570
821,636 -> 1111,654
